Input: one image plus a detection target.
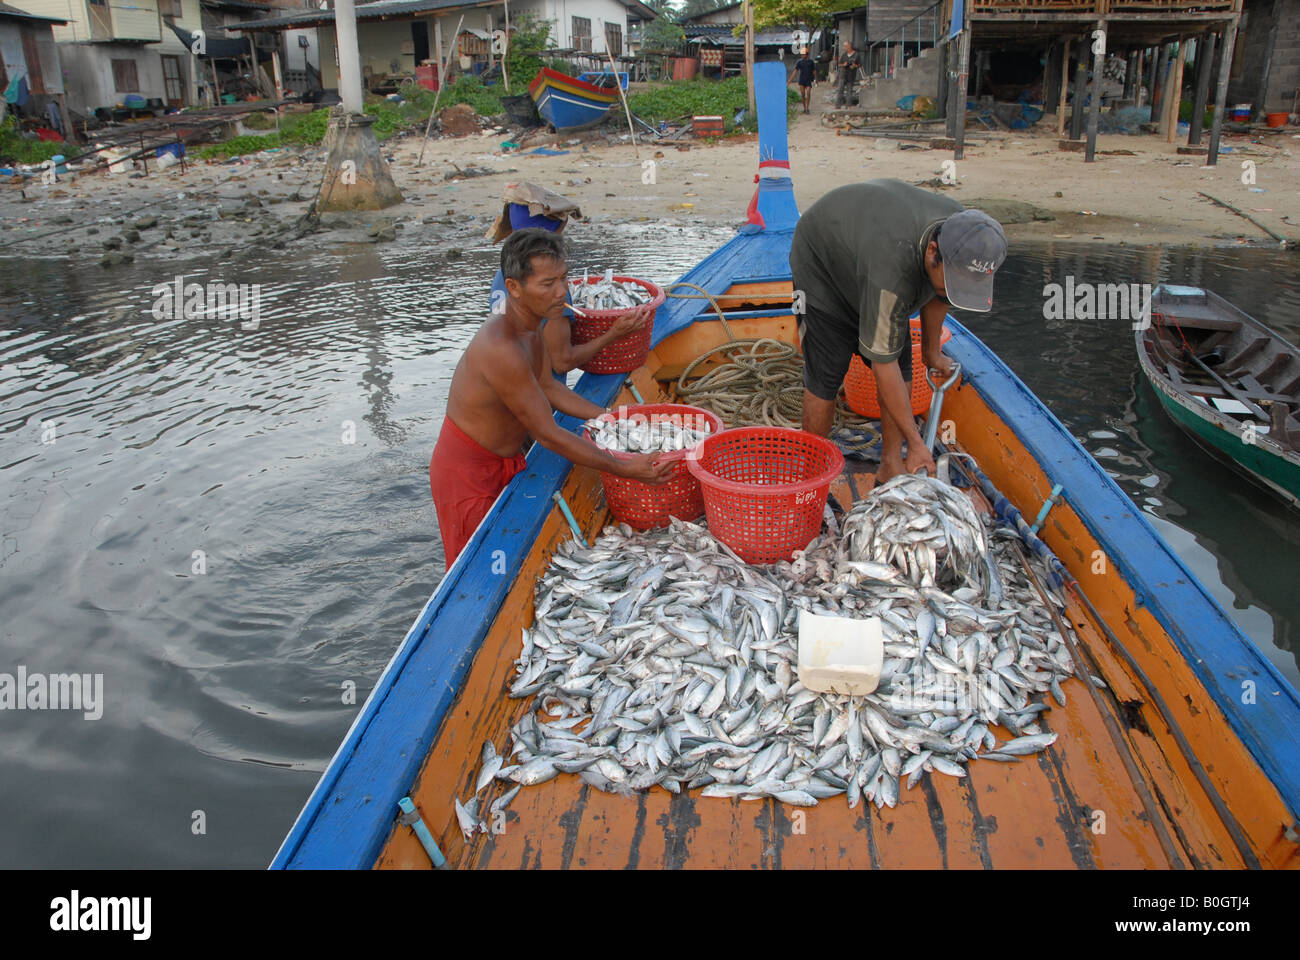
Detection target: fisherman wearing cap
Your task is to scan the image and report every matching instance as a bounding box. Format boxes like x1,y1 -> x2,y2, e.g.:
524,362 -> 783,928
431,228 -> 672,566
487,181 -> 651,376
790,178 -> 1008,481
789,47 -> 817,114
834,40 -> 861,108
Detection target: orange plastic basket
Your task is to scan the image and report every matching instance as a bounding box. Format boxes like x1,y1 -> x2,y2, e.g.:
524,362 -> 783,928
567,275 -> 665,375
843,318 -> 953,418
687,427 -> 844,565
587,403 -> 723,530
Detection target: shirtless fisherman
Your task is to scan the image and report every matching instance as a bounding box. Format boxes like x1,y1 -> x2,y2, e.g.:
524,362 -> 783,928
791,178 -> 1007,481
431,228 -> 672,566
487,180 -> 648,375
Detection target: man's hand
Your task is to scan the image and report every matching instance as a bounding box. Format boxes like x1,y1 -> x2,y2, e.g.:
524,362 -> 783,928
617,452 -> 674,485
607,304 -> 653,341
906,441 -> 937,477
924,349 -> 955,383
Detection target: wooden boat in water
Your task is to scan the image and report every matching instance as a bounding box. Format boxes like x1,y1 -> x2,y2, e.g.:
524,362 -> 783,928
272,65 -> 1300,870
528,67 -> 620,132
1137,284 -> 1300,508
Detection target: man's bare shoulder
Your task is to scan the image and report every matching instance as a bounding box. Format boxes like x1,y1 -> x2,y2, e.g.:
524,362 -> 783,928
467,314 -> 525,355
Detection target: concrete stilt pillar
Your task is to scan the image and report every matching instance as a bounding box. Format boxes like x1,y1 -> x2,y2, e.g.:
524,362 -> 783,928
315,0 -> 403,212
316,113 -> 404,212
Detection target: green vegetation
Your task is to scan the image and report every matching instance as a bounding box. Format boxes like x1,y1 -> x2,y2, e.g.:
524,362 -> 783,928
279,107 -> 331,145
627,76 -> 798,133
197,73 -> 516,159
751,0 -> 836,31
641,17 -> 686,52
439,75 -> 504,115
197,107 -> 332,159
1178,99 -> 1213,129
240,111 -> 276,130
505,13 -> 553,89
0,115 -> 78,165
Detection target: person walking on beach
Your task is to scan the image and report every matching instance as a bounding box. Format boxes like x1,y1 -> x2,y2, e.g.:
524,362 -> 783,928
790,179 -> 1007,481
486,181 -> 648,375
835,41 -> 861,108
431,228 -> 670,566
790,47 -> 816,114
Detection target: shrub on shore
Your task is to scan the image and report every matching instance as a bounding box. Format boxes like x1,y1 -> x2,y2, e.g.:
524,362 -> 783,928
626,77 -> 798,133
0,116 -> 79,165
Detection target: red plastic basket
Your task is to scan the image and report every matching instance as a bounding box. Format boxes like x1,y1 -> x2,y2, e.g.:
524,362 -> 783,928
687,427 -> 844,565
568,275 -> 665,375
587,403 -> 723,531
843,318 -> 953,418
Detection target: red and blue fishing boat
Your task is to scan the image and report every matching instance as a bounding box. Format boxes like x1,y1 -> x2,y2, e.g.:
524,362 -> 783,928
271,62 -> 1300,870
528,67 -> 621,132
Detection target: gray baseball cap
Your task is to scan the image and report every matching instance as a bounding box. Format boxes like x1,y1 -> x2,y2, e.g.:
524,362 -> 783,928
937,209 -> 1007,312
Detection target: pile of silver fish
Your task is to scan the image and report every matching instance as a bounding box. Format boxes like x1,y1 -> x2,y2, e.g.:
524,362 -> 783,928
841,472 -> 1003,602
585,416 -> 713,454
569,268 -> 653,313
455,474 -> 1085,833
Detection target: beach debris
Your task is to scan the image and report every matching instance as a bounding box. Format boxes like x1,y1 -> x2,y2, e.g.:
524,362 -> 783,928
460,477 -> 1079,820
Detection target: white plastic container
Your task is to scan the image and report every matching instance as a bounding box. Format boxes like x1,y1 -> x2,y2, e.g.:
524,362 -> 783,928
797,610 -> 884,696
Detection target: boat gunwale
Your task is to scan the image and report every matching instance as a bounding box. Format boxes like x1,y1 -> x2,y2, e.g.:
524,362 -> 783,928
950,313 -> 1300,825
273,238 -> 1300,871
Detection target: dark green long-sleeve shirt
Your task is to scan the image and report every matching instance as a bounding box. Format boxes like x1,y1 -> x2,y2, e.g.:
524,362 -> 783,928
789,179 -> 961,363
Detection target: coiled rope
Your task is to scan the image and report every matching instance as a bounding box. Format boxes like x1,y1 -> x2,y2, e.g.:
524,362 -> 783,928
662,285 -> 881,454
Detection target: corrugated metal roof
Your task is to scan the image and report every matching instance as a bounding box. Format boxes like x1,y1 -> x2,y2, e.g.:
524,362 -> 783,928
683,24 -> 806,47
233,0 -> 486,31
201,0 -> 277,12
0,1 -> 68,24
235,0 -> 656,31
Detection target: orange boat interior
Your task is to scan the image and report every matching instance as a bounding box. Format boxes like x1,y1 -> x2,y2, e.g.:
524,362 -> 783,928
378,281 -> 1299,870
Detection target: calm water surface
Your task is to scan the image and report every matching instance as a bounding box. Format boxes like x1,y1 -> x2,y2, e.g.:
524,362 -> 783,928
0,226 -> 1296,868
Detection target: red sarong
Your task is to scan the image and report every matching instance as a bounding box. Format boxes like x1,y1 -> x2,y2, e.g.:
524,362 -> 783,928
430,417 -> 528,567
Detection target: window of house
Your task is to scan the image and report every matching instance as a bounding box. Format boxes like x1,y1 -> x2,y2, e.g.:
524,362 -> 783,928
111,59 -> 139,92
572,16 -> 591,52
604,23 -> 622,57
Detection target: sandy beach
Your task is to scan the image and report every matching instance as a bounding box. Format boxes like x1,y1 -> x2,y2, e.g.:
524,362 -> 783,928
2,102 -> 1296,262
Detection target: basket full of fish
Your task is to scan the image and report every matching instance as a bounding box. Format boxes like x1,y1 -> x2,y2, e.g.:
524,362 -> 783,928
566,270 -> 665,375
584,403 -> 722,530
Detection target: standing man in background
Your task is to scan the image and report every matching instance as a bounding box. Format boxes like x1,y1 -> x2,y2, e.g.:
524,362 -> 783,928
835,40 -> 861,108
789,47 -> 816,114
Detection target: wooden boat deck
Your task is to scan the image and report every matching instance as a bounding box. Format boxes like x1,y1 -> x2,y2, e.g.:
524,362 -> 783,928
377,303 -> 1298,870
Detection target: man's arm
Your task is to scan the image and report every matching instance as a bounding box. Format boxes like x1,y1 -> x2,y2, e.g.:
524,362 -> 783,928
538,339 -> 604,420
873,358 -> 934,475
482,340 -> 672,484
543,304 -> 653,374
919,297 -> 955,379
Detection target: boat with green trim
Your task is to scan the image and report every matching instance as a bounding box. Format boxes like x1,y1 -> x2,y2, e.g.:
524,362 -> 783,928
1137,284 -> 1300,509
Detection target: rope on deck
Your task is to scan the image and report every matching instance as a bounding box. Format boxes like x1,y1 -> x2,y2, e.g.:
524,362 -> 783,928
664,284 -> 882,456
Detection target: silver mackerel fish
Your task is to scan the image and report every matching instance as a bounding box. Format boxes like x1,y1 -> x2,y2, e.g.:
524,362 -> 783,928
455,466 -> 1082,829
